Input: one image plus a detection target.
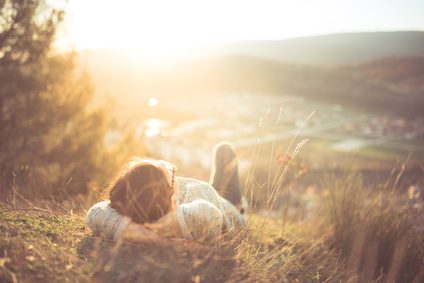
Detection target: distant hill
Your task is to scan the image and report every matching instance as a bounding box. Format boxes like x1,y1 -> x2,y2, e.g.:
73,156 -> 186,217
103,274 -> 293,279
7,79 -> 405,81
212,31 -> 424,65
78,32 -> 424,118
163,55 -> 424,117
341,57 -> 424,107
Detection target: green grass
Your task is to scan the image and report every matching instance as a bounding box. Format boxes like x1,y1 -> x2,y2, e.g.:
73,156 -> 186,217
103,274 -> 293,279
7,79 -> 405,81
0,207 -> 92,282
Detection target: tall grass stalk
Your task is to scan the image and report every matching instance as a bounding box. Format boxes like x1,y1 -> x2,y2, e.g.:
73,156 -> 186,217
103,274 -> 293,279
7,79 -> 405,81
266,111 -> 314,217
321,169 -> 424,282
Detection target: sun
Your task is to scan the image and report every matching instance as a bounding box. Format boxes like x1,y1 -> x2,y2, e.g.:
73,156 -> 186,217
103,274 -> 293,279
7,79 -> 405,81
58,0 -> 424,61
61,0 -> 208,61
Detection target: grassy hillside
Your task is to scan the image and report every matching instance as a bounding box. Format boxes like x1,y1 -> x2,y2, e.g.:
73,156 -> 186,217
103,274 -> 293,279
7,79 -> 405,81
0,205 -> 334,282
1,172 -> 423,282
1,205 -> 331,282
0,207 -> 91,282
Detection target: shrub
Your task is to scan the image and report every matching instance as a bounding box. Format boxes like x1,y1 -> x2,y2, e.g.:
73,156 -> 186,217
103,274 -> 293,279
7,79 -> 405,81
0,1 -> 108,200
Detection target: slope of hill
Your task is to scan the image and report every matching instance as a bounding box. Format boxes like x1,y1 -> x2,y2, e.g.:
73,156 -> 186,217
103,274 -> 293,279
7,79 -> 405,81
214,31 -> 424,65
184,55 -> 424,117
78,32 -> 424,118
344,57 -> 424,94
0,205 -> 344,282
1,176 -> 423,283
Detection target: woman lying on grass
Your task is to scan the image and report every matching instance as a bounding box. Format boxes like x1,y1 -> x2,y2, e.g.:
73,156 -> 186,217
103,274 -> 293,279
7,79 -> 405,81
86,142 -> 247,243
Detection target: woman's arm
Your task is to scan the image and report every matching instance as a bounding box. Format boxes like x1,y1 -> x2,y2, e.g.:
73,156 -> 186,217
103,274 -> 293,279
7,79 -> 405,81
122,200 -> 223,243
87,199 -> 223,243
86,200 -> 182,243
121,221 -> 178,245
122,210 -> 184,243
86,200 -> 131,240
146,210 -> 183,238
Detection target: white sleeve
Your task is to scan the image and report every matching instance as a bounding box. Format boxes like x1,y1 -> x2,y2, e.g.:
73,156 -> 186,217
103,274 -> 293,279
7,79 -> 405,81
86,200 -> 131,241
176,199 -> 223,241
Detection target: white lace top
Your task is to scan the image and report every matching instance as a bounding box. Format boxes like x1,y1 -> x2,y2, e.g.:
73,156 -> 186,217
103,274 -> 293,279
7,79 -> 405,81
86,177 -> 246,241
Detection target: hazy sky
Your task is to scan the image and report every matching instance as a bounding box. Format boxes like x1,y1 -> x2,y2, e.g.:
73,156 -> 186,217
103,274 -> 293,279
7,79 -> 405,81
58,0 -> 424,58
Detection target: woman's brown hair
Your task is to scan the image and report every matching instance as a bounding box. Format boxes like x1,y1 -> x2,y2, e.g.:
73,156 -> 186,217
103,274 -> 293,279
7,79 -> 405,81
107,159 -> 175,224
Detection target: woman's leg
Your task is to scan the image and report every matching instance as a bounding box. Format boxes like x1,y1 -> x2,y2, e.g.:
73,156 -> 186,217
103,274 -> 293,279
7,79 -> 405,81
209,142 -> 242,207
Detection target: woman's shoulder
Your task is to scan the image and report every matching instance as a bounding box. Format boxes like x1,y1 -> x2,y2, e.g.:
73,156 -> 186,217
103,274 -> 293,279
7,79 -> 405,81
176,177 -> 221,207
176,177 -> 213,194
177,177 -> 212,189
86,200 -> 130,240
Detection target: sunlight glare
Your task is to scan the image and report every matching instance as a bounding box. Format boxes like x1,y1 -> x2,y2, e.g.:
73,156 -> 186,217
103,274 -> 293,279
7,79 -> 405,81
144,118 -> 170,137
63,0 -> 331,60
61,0 -> 424,62
148,97 -> 158,107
